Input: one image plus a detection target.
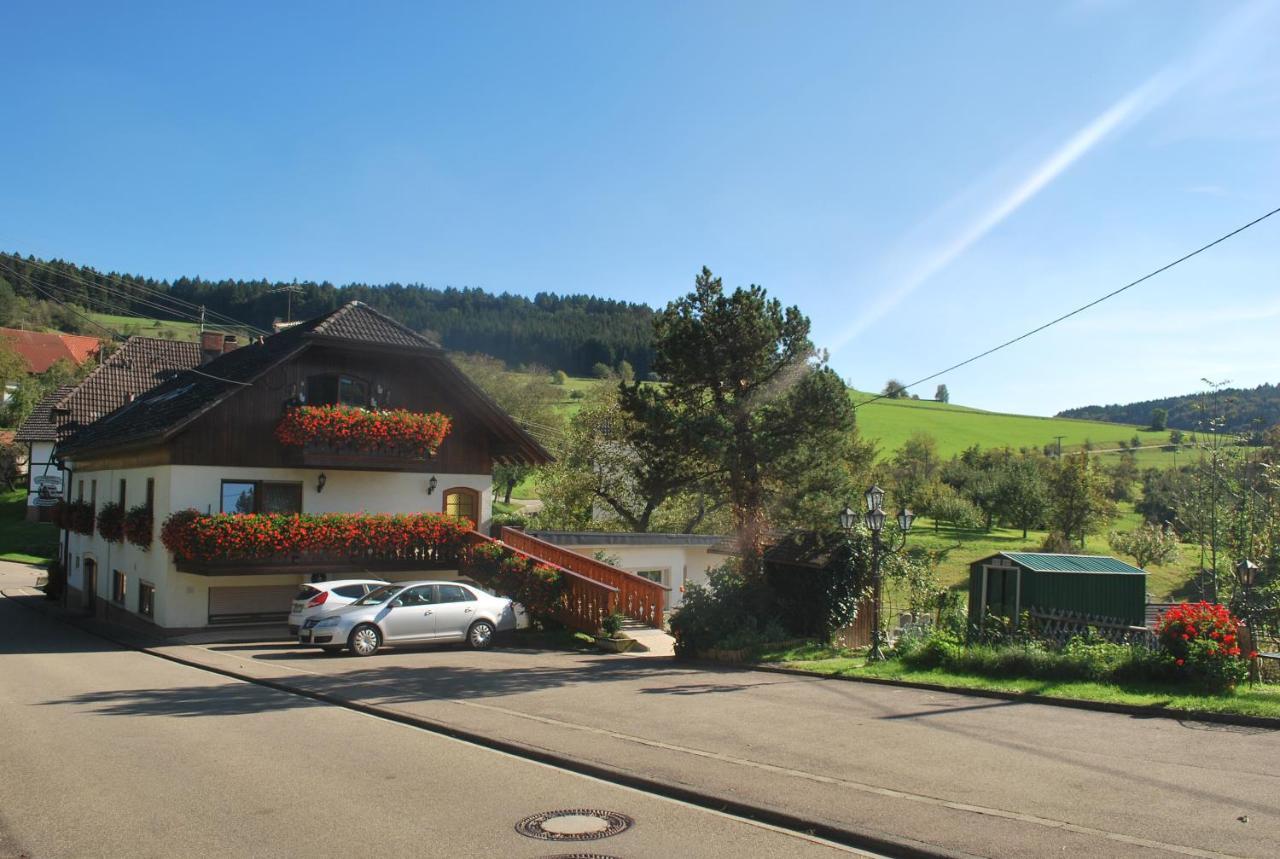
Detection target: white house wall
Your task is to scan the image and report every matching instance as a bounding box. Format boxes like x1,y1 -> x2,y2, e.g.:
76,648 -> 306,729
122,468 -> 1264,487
63,463 -> 493,629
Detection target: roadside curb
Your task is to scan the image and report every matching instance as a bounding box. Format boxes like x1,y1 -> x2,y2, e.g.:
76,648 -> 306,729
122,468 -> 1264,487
4,591 -> 967,859
693,659 -> 1280,731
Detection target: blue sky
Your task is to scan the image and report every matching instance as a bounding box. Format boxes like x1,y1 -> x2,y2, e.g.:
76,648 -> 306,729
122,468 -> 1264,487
3,1 -> 1278,415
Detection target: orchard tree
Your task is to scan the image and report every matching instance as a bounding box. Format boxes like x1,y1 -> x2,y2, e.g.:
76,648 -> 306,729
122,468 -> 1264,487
1048,452 -> 1115,548
934,384 -> 949,403
1109,524 -> 1181,570
624,267 -> 855,575
998,456 -> 1049,538
1150,408 -> 1168,431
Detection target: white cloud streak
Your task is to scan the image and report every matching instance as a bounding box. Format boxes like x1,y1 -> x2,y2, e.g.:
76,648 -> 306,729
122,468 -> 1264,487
828,1 -> 1273,356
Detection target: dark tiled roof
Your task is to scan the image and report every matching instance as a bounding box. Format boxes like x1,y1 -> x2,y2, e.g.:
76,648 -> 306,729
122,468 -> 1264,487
53,337 -> 203,443
60,302 -> 552,463
15,384 -> 77,443
309,301 -> 440,349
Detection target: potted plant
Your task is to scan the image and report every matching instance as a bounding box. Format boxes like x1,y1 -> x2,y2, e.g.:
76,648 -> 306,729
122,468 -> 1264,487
595,611 -> 636,654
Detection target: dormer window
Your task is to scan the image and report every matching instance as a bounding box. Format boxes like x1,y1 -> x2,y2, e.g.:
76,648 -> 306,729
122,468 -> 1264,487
305,374 -> 371,408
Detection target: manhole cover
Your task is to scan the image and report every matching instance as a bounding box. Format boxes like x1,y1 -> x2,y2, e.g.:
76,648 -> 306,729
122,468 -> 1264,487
516,809 -> 634,841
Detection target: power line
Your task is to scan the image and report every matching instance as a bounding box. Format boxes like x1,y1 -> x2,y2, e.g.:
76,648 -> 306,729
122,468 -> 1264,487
19,278 -> 118,340
853,205 -> 1280,410
0,252 -> 270,335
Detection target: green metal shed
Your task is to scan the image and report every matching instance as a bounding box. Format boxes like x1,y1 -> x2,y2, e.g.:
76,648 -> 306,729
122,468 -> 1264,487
967,552 -> 1147,628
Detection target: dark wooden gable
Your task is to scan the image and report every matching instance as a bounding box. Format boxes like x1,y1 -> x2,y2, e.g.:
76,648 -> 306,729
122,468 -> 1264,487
167,343 -> 491,473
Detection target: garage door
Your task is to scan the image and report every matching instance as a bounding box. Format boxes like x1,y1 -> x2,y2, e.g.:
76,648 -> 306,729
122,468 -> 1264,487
208,585 -> 297,626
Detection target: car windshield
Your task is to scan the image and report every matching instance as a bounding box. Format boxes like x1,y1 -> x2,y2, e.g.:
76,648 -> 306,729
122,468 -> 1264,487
353,585 -> 401,606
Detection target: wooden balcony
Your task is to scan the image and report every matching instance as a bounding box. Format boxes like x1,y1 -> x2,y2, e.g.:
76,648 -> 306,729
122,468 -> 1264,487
286,443 -> 437,472
175,545 -> 461,576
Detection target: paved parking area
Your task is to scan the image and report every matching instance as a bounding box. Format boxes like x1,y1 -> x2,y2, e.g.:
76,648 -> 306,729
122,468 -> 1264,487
167,633 -> 1280,859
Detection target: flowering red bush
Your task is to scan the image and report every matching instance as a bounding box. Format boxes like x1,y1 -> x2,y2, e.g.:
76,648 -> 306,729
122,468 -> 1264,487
123,504 -> 154,549
276,406 -> 452,457
56,499 -> 95,536
160,510 -> 472,562
463,541 -> 566,620
96,502 -> 125,543
1156,601 -> 1249,690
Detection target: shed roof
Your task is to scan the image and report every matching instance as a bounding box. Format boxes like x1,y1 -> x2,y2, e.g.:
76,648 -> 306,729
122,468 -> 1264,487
14,384 -> 78,442
979,552 -> 1145,575
0,328 -> 101,373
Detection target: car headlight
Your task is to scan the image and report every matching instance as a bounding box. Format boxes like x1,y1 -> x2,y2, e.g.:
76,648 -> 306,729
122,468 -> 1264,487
314,616 -> 341,628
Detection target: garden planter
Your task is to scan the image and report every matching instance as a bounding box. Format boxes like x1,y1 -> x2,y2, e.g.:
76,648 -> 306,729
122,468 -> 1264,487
595,634 -> 637,654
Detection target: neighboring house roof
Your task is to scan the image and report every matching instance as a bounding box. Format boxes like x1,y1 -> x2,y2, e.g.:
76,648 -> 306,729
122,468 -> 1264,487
52,337 -> 203,444
0,328 -> 101,373
977,552 -> 1146,575
61,301 -> 551,465
528,531 -> 725,548
14,384 -> 77,443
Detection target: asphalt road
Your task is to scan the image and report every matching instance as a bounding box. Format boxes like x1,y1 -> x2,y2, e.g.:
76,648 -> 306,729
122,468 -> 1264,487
5,557 -> 1279,858
170,625 -> 1280,858
0,569 -> 862,858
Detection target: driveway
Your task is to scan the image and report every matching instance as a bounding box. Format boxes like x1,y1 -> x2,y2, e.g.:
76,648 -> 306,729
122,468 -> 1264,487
161,633 -> 1280,858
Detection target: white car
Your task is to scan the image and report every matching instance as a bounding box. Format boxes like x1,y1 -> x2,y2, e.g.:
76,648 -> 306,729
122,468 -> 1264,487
288,579 -> 388,635
298,580 -> 518,656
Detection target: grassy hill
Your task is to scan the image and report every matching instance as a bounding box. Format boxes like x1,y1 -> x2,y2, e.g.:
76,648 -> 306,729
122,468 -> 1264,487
850,391 -> 1184,467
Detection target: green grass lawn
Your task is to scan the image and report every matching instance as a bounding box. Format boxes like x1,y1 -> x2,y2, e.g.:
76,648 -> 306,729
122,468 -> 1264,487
87,312 -> 206,341
756,643 -> 1280,719
0,488 -> 57,564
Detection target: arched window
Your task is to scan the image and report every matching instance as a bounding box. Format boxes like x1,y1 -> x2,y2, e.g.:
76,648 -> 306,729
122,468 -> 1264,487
442,487 -> 480,527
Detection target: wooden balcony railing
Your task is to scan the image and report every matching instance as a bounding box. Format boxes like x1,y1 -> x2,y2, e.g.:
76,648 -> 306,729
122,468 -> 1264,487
460,530 -> 619,634
499,527 -> 665,628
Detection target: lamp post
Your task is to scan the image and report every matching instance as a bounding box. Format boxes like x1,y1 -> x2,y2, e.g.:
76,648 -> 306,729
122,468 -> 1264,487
842,486 -> 913,661
1236,559 -> 1260,681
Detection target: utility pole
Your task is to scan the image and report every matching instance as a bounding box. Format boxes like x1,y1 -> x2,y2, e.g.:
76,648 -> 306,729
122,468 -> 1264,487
199,305 -> 205,333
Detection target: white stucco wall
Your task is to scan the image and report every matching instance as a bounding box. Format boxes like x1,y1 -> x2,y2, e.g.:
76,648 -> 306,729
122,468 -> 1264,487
63,463 -> 494,629
554,543 -> 719,608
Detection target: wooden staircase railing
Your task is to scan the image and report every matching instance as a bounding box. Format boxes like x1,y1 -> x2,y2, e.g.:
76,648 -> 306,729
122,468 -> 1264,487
461,531 -> 619,635
499,527 -> 666,628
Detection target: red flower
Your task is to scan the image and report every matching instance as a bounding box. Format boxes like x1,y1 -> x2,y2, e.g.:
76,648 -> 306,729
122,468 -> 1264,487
1175,658 -> 1185,666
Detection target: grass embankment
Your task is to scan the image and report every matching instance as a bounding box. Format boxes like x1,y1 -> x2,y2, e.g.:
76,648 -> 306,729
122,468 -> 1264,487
755,642 -> 1280,720
0,488 -> 57,564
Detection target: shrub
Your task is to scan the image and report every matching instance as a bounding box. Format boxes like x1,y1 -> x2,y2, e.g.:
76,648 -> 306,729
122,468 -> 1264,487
552,370 -> 569,385
463,541 -> 566,621
568,389 -> 586,400
1156,602 -> 1250,691
669,565 -> 775,657
96,502 -> 125,543
123,504 -> 154,549
600,611 -> 626,637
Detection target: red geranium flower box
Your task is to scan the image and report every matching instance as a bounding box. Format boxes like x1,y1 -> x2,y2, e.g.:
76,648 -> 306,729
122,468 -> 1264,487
275,406 -> 452,458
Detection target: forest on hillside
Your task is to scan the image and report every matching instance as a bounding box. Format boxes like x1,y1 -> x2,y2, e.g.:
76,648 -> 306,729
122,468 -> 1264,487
0,253 -> 656,376
1059,383 -> 1280,436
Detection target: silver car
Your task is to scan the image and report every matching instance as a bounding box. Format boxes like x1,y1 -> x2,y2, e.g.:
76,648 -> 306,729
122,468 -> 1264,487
298,580 -> 517,656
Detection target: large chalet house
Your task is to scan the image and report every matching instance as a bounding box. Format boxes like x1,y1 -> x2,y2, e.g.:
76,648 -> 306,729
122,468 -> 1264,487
54,302 -> 668,633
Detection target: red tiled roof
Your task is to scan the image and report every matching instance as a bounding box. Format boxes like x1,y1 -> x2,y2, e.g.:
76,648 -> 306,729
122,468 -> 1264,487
0,328 -> 102,374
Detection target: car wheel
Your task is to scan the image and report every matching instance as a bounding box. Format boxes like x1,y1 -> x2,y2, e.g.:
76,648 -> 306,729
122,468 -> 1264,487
467,620 -> 495,650
349,624 -> 382,657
